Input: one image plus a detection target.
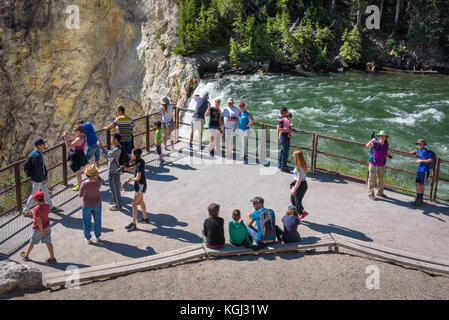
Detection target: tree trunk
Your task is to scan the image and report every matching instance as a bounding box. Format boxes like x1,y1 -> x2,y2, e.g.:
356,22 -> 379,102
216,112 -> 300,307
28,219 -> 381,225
394,0 -> 401,27
380,0 -> 384,26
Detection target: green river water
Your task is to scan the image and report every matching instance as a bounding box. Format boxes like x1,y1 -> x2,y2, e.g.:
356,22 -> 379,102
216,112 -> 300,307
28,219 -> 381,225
186,72 -> 449,198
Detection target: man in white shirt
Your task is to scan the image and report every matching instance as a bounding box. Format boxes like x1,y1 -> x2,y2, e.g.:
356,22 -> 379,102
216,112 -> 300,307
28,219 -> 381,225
222,98 -> 239,158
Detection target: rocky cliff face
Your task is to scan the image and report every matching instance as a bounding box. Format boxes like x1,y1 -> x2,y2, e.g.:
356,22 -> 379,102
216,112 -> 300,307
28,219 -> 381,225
0,0 -> 201,165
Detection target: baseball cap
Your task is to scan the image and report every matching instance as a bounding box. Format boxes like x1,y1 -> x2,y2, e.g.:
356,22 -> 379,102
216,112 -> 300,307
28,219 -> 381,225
34,138 -> 47,146
250,196 -> 264,204
227,98 -> 234,103
239,102 -> 245,108
32,191 -> 45,201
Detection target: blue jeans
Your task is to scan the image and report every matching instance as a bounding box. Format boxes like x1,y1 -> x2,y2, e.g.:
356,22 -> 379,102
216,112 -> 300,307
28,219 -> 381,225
244,223 -> 260,245
279,138 -> 290,168
120,141 -> 133,155
85,144 -> 100,162
82,205 -> 102,240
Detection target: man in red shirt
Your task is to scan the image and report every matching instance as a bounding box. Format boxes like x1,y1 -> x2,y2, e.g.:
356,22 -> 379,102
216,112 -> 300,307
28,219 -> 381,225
21,191 -> 57,263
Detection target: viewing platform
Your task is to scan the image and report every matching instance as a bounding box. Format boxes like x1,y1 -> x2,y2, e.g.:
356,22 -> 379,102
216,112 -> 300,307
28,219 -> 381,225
1,140 -> 448,278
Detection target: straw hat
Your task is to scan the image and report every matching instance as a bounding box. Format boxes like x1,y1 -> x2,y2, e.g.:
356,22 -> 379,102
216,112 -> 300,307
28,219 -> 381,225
416,139 -> 427,146
377,130 -> 388,138
84,164 -> 98,177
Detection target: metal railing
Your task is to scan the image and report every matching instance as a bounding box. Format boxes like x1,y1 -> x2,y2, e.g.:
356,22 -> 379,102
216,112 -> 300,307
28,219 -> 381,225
0,106 -> 447,216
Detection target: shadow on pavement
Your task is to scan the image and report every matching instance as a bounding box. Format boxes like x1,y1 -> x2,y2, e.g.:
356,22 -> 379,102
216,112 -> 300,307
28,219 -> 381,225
300,221 -> 372,242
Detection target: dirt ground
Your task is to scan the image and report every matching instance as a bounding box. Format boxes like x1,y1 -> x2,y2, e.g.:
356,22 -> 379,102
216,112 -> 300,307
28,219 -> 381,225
5,249 -> 449,300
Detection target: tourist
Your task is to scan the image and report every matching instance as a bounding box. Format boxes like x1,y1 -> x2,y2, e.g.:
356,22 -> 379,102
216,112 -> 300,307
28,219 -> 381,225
223,98 -> 239,158
290,150 -> 309,221
228,209 -> 251,247
97,133 -> 123,211
154,121 -> 164,164
21,191 -> 57,264
275,206 -> 301,244
277,107 -> 291,172
205,98 -> 222,157
123,148 -> 149,231
79,164 -> 102,244
160,97 -> 176,151
237,102 -> 254,160
22,138 -> 62,214
279,112 -> 293,140
245,196 -> 276,247
202,203 -> 225,249
77,120 -> 100,167
63,125 -> 88,192
366,131 -> 389,200
410,139 -> 433,207
189,92 -> 210,150
104,106 -> 134,155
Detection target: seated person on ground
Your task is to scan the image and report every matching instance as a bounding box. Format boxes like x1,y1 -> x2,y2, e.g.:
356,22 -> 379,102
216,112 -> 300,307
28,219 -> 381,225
245,196 -> 276,247
203,203 -> 225,249
275,206 -> 301,244
228,209 -> 252,247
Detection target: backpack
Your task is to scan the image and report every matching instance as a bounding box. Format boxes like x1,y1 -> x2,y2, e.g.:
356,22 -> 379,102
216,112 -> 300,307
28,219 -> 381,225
23,156 -> 34,178
425,149 -> 437,170
119,147 -> 131,166
258,208 -> 275,238
114,146 -> 131,167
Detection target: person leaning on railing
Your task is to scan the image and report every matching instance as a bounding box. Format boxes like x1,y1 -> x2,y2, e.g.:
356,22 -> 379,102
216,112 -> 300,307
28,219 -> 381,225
365,131 -> 389,201
22,138 -> 63,214
409,139 -> 433,207
160,97 -> 177,151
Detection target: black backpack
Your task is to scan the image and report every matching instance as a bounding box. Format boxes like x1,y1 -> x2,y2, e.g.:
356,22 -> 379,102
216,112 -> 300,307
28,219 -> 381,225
23,156 -> 34,178
259,208 -> 275,237
118,146 -> 131,166
426,149 -> 437,170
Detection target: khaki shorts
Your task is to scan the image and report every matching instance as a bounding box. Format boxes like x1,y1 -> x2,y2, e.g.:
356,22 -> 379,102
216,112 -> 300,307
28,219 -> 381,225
30,227 -> 52,245
191,118 -> 205,132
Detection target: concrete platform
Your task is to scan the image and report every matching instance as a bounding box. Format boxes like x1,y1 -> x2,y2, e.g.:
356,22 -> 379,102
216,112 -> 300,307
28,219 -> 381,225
1,141 -> 448,276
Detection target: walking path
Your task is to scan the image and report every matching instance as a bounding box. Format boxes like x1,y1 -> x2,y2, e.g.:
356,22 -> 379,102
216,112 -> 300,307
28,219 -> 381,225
1,141 -> 448,277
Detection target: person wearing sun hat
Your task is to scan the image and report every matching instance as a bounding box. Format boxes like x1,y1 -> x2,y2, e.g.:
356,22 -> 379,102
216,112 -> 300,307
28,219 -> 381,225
410,139 -> 433,206
366,130 -> 390,200
21,191 -> 57,264
79,163 -> 103,244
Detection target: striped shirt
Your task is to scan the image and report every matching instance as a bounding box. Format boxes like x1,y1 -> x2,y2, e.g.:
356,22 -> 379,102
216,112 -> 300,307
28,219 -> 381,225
113,115 -> 134,142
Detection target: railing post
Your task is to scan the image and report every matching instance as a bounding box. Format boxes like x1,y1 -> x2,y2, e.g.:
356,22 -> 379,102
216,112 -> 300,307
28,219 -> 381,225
145,114 -> 150,152
311,134 -> 316,172
175,107 -> 180,143
106,129 -> 111,150
313,135 -> 318,171
14,162 -> 22,212
432,158 -> 441,202
62,144 -> 68,186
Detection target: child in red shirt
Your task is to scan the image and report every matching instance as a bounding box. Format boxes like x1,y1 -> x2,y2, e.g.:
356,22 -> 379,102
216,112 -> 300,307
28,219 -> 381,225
21,191 -> 57,263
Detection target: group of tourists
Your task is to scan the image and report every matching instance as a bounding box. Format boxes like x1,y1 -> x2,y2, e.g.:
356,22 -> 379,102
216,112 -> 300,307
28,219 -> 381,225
19,95 -> 436,263
189,92 -> 255,159
365,131 -> 434,207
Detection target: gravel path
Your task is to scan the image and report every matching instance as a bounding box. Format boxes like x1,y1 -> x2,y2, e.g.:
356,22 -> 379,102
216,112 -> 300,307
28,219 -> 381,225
5,250 -> 449,300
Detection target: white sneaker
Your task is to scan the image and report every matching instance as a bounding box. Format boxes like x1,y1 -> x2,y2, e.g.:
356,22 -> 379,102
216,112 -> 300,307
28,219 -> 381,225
85,239 -> 93,245
95,237 -> 102,243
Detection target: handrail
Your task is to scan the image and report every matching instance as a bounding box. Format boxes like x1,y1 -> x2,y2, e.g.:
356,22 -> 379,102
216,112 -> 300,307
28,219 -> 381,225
1,106 -> 448,216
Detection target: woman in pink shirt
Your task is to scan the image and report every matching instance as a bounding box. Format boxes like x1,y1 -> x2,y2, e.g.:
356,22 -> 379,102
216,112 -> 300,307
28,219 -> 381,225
79,164 -> 103,244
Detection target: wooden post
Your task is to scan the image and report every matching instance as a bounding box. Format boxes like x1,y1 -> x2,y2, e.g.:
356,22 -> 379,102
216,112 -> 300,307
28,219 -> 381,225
145,115 -> 150,152
429,158 -> 437,201
62,144 -> 68,186
432,158 -> 441,202
259,125 -> 267,164
175,107 -> 180,143
311,134 -> 316,172
14,163 -> 22,211
106,129 -> 111,150
313,135 -> 318,171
